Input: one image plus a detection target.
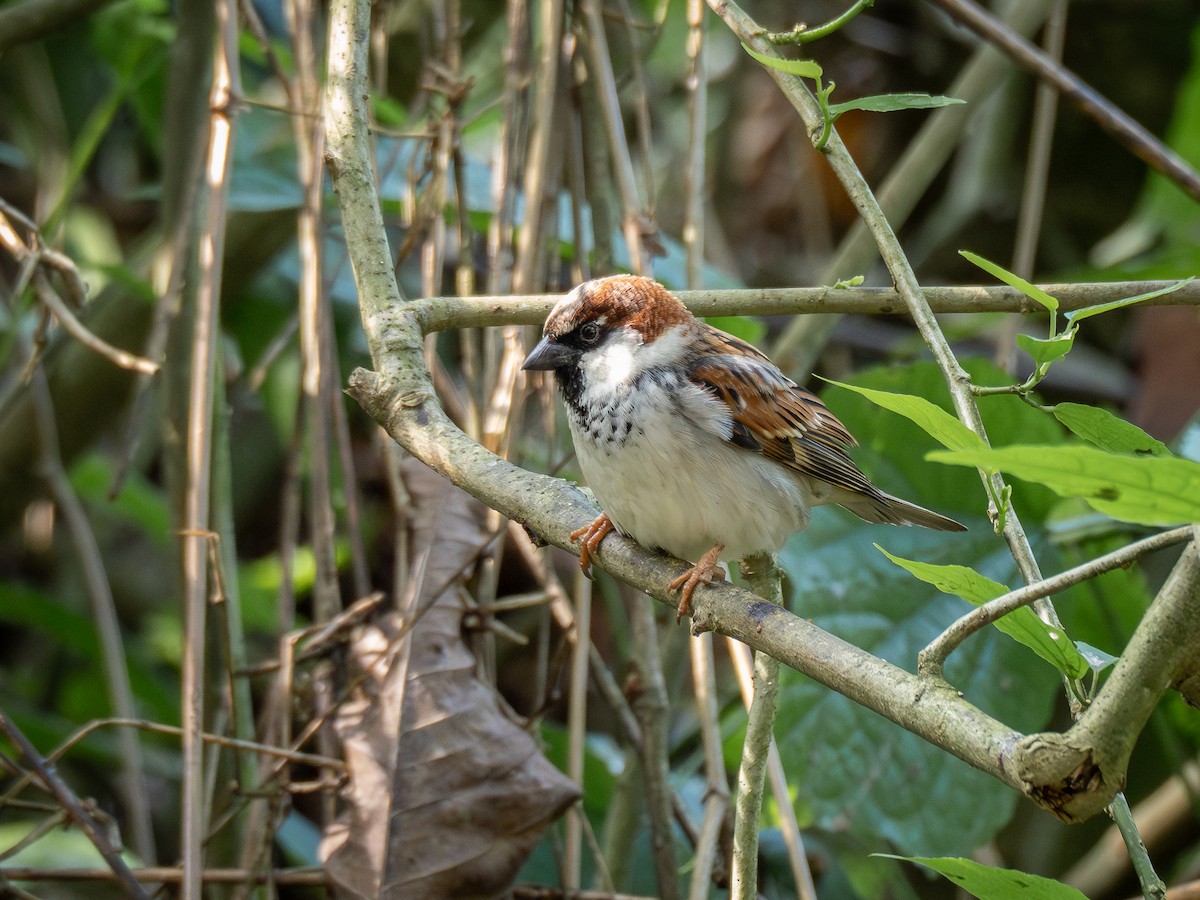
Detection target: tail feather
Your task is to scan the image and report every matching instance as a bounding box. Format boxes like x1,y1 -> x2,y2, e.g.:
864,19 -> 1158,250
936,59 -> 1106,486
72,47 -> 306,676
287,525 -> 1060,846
840,491 -> 967,532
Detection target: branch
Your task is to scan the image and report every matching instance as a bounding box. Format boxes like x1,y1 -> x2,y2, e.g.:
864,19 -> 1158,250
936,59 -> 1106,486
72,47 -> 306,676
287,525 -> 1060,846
411,280 -> 1200,332
926,0 -> 1200,204
346,350 -> 1028,799
0,710 -> 150,900
730,553 -> 785,900
326,0 -> 1178,827
919,527 -> 1196,676
1015,537 -> 1200,822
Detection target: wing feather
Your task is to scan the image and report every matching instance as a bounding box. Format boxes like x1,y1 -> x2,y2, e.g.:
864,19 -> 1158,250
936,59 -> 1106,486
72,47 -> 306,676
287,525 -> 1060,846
686,326 -> 881,498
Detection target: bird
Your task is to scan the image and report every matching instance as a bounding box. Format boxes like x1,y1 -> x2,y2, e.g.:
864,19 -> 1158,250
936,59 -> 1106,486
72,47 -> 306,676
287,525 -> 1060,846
522,274 -> 966,621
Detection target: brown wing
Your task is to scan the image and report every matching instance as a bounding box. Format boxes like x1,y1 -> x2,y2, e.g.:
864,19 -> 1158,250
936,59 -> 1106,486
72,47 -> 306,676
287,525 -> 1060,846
685,328 -> 882,497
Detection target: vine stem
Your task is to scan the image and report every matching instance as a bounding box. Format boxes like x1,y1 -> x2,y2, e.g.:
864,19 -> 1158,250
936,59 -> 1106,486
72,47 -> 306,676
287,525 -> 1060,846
1110,793 -> 1167,900
763,0 -> 874,45
706,0 -> 1055,655
926,0 -> 1200,203
730,553 -> 785,900
706,1 -> 1174,891
919,526 -> 1195,676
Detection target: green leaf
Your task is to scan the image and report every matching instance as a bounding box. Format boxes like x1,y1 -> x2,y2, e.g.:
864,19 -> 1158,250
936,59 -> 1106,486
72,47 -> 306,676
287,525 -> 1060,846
876,545 -> 1089,679
821,378 -> 987,453
959,250 -> 1059,313
1064,277 -> 1193,323
928,444 -> 1200,526
1015,331 -> 1075,368
875,855 -> 1088,899
740,43 -> 823,78
763,519 -> 1057,855
822,360 -> 1063,520
1051,403 -> 1172,457
828,93 -> 966,116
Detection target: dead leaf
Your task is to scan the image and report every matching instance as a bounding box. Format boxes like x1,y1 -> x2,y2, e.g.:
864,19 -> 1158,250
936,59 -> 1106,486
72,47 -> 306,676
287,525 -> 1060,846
320,459 -> 580,899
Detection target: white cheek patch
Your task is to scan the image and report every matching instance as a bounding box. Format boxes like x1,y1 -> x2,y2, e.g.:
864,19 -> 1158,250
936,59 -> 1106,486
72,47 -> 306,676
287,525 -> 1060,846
579,324 -> 690,401
582,336 -> 638,395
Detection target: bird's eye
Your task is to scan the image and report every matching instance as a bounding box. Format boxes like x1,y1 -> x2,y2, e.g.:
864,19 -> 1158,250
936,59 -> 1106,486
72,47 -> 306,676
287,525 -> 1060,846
579,322 -> 602,344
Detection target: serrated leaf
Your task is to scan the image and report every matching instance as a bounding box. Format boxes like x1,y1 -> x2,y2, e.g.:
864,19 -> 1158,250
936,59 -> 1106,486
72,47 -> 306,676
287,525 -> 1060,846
928,444 -> 1200,526
1064,277 -> 1193,323
875,855 -> 1088,899
959,250 -> 1059,313
821,378 -> 987,453
1051,403 -> 1171,457
1016,331 -> 1075,368
740,43 -> 823,78
764,520 -> 1057,855
876,546 -> 1089,679
828,93 -> 966,116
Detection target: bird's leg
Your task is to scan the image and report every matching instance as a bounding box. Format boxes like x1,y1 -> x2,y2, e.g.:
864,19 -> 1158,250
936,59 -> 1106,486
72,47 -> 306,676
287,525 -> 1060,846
570,513 -> 615,576
668,542 -> 725,623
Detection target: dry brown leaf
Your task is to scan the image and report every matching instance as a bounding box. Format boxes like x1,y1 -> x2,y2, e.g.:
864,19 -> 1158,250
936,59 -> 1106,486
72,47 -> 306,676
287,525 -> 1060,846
320,459 -> 580,899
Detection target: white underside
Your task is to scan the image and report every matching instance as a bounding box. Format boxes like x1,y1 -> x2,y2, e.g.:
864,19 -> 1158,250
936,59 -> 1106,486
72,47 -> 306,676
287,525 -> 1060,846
569,377 -> 816,564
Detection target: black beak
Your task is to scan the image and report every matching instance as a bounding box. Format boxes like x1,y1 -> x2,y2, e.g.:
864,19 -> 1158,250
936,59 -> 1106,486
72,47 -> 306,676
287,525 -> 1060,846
522,337 -> 580,371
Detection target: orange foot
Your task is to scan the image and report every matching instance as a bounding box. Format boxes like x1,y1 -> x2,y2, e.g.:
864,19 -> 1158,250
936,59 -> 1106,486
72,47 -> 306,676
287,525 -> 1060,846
570,513 -> 615,576
667,542 -> 725,623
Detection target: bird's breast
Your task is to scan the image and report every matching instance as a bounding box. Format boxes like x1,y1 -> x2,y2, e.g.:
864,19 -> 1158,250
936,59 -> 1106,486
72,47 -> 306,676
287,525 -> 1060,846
564,376 -> 813,563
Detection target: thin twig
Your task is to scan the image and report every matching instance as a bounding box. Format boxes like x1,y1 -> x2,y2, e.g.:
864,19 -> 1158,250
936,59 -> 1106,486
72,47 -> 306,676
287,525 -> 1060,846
0,711 -> 150,900
920,527 -> 1195,676
926,0 -> 1200,203
1010,0 -> 1066,280
999,0 -> 1067,372
764,0 -> 875,45
511,0 -> 564,293
687,633 -> 730,899
683,0 -> 707,290
179,4 -> 240,894
579,0 -> 649,273
726,639 -> 816,900
0,212 -> 158,375
729,553 -> 785,900
291,0 -> 341,623
28,371 -> 156,862
1109,793 -> 1167,900
564,569 -> 592,889
0,866 -> 327,886
628,587 -> 682,900
411,280 -> 1200,332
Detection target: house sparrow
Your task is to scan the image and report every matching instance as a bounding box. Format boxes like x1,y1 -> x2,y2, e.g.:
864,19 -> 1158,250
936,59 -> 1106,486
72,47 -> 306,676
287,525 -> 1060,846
523,275 -> 965,620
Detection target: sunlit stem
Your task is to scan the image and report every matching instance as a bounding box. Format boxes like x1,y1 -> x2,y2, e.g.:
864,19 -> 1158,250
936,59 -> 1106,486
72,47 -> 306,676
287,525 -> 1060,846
766,0 -> 875,45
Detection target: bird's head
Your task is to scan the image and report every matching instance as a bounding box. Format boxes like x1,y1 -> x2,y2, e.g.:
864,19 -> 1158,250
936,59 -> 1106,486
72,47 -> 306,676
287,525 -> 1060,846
521,276 -> 694,392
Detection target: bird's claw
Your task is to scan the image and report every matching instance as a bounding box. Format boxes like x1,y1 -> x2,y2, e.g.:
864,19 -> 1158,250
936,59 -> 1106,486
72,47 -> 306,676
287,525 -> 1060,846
667,543 -> 725,623
570,513 -> 615,576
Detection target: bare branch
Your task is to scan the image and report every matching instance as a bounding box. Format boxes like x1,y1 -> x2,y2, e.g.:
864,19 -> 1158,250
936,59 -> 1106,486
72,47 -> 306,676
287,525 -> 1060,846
920,527 -> 1196,676
0,711 -> 150,900
926,0 -> 1200,203
410,280 -> 1200,332
1015,539 -> 1200,822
